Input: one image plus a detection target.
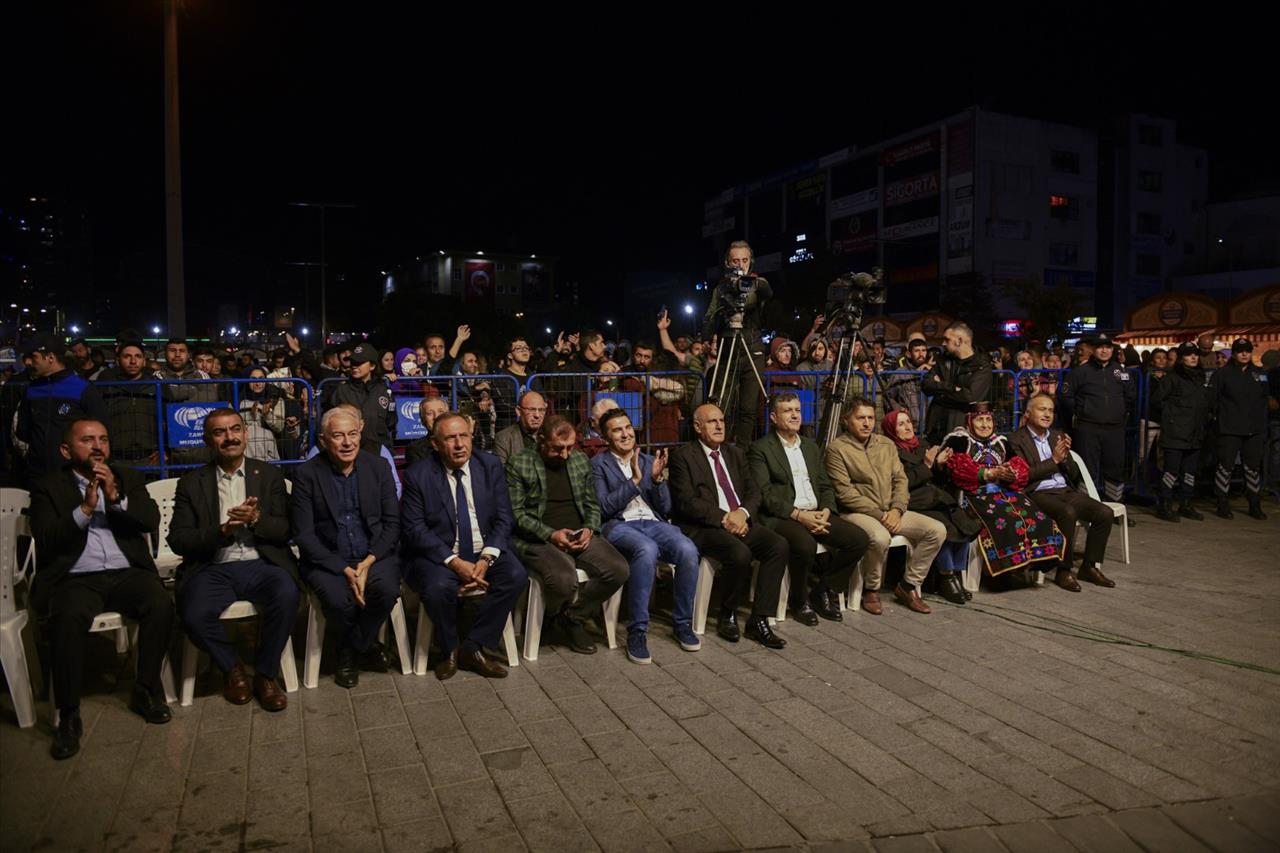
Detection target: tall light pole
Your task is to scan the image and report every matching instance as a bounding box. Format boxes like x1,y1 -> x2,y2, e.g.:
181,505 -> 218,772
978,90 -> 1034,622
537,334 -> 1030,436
288,202 -> 354,343
163,0 -> 187,337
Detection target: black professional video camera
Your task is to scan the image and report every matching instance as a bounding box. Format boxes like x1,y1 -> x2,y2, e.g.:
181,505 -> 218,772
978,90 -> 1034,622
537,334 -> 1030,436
825,268 -> 885,319
710,266 -> 766,331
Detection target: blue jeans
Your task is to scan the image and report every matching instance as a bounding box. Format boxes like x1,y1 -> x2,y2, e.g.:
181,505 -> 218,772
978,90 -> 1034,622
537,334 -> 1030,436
934,540 -> 969,573
604,519 -> 700,634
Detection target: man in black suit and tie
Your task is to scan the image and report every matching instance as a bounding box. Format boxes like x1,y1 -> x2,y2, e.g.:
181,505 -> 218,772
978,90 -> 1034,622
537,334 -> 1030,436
290,407 -> 402,688
1009,393 -> 1115,592
668,403 -> 788,649
748,393 -> 869,625
29,418 -> 175,759
168,409 -> 301,710
401,412 -> 526,679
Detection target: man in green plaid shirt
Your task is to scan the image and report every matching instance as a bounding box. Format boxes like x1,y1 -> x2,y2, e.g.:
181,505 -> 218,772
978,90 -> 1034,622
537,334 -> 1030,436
506,415 -> 629,654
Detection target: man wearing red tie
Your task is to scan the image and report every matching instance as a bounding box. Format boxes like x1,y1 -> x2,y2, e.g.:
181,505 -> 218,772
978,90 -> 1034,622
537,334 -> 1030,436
668,404 -> 789,648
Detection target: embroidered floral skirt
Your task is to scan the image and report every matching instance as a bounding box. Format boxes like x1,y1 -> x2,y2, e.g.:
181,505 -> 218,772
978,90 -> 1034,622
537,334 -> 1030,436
966,488 -> 1064,576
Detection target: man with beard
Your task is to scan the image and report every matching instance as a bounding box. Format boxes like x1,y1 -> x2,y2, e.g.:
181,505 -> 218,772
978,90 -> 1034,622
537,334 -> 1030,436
168,409 -> 300,710
922,323 -> 993,444
884,336 -> 932,425
30,419 -> 175,758
154,338 -> 216,403
623,340 -> 685,444
96,338 -> 160,467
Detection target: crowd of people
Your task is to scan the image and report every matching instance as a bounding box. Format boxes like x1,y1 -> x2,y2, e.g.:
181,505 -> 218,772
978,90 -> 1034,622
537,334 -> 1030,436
4,243 -> 1278,764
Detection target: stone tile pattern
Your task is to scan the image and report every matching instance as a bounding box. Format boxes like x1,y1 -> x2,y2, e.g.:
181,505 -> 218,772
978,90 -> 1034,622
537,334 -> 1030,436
2,511 -> 1279,851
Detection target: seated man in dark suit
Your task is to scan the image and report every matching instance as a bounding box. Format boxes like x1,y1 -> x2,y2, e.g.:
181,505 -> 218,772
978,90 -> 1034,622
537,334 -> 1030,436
591,408 -> 701,664
668,403 -> 789,649
401,412 -> 526,679
1010,393 -> 1115,592
506,415 -> 629,654
405,397 -> 450,469
168,409 -> 300,710
29,418 -> 175,759
748,393 -> 869,625
290,407 -> 402,688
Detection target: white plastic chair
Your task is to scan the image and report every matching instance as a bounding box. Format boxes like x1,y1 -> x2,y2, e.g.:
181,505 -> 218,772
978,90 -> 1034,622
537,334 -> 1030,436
748,561 -> 789,624
1069,450 -> 1130,563
302,593 -> 411,689
521,568 -> 624,662
180,600 -> 300,706
1,489 -> 37,728
51,613 -> 179,726
842,534 -> 910,610
144,478 -> 183,580
690,558 -> 717,636
412,593 -> 518,675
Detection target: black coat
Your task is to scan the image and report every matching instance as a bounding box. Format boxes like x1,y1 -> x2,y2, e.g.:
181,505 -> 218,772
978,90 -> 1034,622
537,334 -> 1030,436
289,450 -> 401,576
1061,359 -> 1136,428
1210,361 -> 1269,436
921,352 -> 993,442
28,465 -> 159,613
1152,364 -> 1209,449
894,442 -> 981,542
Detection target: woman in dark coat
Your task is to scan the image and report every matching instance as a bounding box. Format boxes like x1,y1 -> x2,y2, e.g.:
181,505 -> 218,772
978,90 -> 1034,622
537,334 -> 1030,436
1151,341 -> 1209,522
883,409 -> 982,605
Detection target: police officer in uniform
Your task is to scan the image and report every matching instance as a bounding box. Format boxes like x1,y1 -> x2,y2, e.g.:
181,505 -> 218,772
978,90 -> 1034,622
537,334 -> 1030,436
1060,333 -> 1136,504
1209,338 -> 1269,520
327,343 -> 397,451
1151,342 -> 1209,522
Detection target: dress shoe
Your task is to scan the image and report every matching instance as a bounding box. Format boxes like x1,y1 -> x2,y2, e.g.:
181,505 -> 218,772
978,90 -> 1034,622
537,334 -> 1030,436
434,648 -> 459,681
1216,498 -> 1234,519
458,648 -> 508,678
1248,498 -> 1268,520
1078,563 -> 1116,588
790,599 -> 819,627
893,584 -> 931,614
810,588 -> 843,622
1054,569 -> 1081,592
557,614 -> 597,655
860,591 -> 883,615
50,710 -> 83,760
938,574 -> 968,604
1156,497 -> 1180,522
335,647 -> 360,689
253,674 -> 288,712
673,624 -> 702,651
223,663 -> 252,705
360,642 -> 390,672
743,615 -> 786,649
962,585 -> 973,601
129,685 -> 173,724
716,611 -> 740,642
1178,500 -> 1204,521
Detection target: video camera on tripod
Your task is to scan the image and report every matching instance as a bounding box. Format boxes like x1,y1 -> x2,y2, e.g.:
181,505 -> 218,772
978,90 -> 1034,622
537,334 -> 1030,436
710,266 -> 766,332
825,269 -> 887,321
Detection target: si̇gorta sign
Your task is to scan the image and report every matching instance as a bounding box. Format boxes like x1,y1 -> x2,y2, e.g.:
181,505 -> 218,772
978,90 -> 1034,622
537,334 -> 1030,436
167,402 -> 230,447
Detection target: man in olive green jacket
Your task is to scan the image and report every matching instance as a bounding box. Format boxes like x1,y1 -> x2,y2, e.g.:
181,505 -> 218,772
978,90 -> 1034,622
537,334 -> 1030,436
823,397 -> 944,615
748,393 -> 868,625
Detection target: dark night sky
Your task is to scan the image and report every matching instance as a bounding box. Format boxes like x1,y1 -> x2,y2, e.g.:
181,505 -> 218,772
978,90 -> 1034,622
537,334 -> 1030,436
7,4 -> 1275,334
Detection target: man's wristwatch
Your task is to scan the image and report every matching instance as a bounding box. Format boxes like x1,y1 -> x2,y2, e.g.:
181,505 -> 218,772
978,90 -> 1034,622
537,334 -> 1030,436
477,554 -> 495,568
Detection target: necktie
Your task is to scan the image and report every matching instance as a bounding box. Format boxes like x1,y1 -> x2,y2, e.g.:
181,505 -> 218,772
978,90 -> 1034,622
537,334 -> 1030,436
710,450 -> 740,512
453,469 -> 477,561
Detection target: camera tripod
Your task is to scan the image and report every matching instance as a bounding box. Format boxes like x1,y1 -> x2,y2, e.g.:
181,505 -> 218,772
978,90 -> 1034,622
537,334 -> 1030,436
706,324 -> 768,443
816,308 -> 893,446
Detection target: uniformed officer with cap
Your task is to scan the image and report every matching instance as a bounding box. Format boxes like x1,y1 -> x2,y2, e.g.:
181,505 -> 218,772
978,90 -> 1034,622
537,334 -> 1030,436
1209,338 -> 1269,519
1151,341 -> 1209,521
327,342 -> 397,450
1059,332 -> 1136,504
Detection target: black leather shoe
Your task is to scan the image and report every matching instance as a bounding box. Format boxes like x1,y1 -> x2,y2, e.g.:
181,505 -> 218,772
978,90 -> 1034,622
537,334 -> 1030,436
558,615 -> 597,655
716,611 -> 740,643
1216,499 -> 1234,520
790,599 -> 819,627
938,574 -> 968,604
434,648 -> 458,681
50,710 -> 82,760
129,685 -> 172,724
1178,500 -> 1204,521
743,615 -> 786,649
458,649 -> 508,678
335,647 -> 359,689
1248,500 -> 1268,520
360,642 -> 389,673
810,588 -> 842,622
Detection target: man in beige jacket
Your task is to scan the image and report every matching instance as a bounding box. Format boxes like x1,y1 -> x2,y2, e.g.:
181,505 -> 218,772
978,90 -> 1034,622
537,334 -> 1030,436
824,396 -> 945,614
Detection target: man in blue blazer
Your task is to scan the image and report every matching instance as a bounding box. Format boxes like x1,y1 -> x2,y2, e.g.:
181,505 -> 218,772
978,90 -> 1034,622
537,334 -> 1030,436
591,409 -> 701,664
290,407 -> 401,688
401,412 -> 526,679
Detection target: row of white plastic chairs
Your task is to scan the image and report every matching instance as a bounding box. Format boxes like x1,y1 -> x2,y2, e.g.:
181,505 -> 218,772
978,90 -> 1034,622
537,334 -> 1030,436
1,452 -> 1126,727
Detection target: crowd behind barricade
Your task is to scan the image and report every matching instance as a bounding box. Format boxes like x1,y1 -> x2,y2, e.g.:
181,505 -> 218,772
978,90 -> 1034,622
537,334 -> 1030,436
2,309 -> 1278,762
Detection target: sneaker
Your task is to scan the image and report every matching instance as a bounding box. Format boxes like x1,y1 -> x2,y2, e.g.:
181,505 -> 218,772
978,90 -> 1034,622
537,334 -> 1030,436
626,631 -> 652,665
673,624 -> 701,652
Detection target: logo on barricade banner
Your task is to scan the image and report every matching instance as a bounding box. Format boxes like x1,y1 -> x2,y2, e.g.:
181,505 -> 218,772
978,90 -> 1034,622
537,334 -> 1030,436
167,403 -> 229,447
396,396 -> 427,440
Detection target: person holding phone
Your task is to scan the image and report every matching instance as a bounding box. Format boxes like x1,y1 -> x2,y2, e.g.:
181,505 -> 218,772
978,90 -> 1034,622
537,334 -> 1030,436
506,415 -> 630,655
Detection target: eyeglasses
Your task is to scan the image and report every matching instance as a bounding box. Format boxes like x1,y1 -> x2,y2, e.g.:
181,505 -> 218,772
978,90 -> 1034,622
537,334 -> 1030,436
511,346 -> 531,353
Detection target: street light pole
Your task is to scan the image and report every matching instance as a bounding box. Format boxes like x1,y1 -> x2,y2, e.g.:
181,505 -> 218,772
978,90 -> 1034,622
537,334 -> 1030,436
288,201 -> 354,343
163,0 -> 187,337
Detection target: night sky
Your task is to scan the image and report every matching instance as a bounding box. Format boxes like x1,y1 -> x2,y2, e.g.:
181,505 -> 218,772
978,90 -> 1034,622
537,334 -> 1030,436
8,4 -> 1275,336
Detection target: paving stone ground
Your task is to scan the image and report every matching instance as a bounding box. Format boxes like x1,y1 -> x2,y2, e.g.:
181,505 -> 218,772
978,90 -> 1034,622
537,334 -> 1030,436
2,501 -> 1279,851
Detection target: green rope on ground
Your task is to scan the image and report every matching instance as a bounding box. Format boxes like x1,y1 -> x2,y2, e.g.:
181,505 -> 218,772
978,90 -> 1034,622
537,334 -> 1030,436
924,594 -> 1280,676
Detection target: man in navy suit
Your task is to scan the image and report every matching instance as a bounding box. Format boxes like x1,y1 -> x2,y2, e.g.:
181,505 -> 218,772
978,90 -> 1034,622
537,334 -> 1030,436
290,407 -> 401,688
401,412 -> 527,679
591,409 -> 701,664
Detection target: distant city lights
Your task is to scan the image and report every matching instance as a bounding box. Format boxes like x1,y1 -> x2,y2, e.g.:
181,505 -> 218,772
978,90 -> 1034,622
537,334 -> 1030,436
683,303 -> 694,315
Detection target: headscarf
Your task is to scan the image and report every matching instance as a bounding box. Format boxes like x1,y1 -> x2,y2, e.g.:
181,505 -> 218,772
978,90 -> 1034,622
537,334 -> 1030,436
393,347 -> 419,377
964,401 -> 995,440
881,409 -> 919,453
